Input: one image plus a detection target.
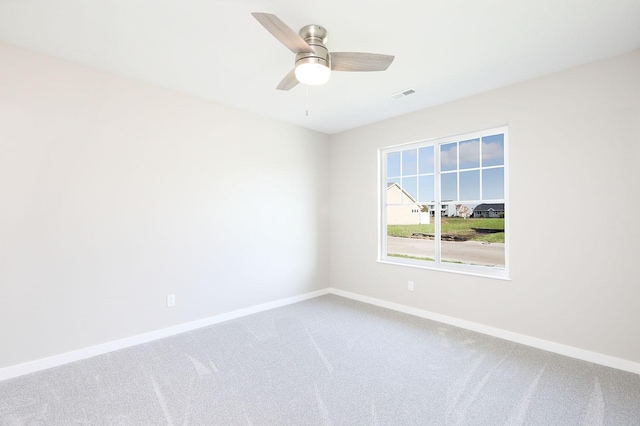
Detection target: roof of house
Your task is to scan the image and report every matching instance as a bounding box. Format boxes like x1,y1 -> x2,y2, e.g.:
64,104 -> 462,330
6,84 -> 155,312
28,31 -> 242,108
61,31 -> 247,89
473,203 -> 505,212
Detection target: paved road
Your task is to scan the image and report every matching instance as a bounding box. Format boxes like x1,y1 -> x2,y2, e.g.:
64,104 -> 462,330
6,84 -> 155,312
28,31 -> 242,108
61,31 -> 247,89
387,236 -> 505,267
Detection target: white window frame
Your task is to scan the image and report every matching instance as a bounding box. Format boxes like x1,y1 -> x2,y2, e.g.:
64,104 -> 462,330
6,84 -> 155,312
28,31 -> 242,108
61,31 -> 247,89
378,127 -> 509,280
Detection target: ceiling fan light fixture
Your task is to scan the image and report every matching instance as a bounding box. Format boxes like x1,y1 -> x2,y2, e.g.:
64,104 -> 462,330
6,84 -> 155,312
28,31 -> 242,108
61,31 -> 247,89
295,60 -> 331,85
251,13 -> 394,91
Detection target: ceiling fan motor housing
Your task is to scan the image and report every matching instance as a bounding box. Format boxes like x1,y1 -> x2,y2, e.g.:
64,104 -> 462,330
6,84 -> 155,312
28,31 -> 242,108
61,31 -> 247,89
295,25 -> 330,68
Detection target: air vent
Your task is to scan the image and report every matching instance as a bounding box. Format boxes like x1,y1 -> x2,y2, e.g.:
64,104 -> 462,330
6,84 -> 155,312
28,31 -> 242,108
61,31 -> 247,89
390,88 -> 416,100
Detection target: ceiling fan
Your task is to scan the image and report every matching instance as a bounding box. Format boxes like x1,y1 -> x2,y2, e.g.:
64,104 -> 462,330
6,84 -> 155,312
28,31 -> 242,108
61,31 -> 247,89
252,12 -> 395,90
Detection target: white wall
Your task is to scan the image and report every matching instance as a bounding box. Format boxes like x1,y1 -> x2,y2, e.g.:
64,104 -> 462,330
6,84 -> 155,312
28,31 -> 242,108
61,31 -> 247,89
0,43 -> 329,369
329,51 -> 640,363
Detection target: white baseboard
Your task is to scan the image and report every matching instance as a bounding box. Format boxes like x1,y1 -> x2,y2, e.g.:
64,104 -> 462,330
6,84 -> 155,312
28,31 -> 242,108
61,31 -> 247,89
2,286 -> 638,382
0,288 -> 329,382
327,288 -> 640,375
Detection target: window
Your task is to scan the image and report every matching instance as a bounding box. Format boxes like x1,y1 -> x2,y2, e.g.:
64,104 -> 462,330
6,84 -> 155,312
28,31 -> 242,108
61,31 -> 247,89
380,127 -> 508,279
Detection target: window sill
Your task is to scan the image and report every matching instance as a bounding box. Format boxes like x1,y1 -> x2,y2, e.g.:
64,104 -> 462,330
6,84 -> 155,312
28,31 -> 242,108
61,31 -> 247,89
377,258 -> 511,281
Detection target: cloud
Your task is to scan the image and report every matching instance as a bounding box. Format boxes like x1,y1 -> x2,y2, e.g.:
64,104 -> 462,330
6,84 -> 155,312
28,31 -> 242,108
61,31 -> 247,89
459,139 -> 479,165
441,140 -> 479,168
434,138 -> 504,170
482,142 -> 504,162
440,145 -> 457,168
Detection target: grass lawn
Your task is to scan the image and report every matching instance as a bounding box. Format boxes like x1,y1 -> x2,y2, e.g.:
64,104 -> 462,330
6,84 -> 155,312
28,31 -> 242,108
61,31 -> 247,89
388,217 -> 505,243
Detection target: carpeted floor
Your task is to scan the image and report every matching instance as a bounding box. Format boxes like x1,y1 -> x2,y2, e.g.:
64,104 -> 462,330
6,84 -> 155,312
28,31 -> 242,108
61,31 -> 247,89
1,294 -> 639,425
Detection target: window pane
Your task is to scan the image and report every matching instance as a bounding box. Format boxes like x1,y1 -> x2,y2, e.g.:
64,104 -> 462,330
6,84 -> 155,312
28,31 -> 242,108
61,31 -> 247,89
401,177 -> 417,202
386,205 -> 435,262
440,142 -> 457,171
418,146 -> 434,174
482,168 -> 504,200
482,134 -> 504,167
459,138 -> 480,169
441,202 -> 505,268
441,172 -> 457,201
402,149 -> 417,175
387,152 -> 401,177
459,170 -> 480,201
418,175 -> 435,203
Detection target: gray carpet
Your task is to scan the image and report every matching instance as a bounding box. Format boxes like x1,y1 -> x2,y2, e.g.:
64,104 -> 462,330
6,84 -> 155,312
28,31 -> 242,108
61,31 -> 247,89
0,294 -> 639,425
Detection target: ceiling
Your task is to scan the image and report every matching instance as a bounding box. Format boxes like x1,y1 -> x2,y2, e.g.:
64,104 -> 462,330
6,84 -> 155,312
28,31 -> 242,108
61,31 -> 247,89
1,0 -> 639,134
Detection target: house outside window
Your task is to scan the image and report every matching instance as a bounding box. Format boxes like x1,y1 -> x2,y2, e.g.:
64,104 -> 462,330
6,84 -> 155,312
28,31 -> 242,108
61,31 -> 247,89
379,127 -> 508,279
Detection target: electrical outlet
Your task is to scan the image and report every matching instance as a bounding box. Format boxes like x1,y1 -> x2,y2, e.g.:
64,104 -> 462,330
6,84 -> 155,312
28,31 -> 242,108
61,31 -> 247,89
408,281 -> 414,291
167,294 -> 176,307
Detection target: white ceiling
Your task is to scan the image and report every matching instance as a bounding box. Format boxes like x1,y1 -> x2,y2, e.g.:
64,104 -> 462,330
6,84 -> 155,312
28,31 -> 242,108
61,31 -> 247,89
1,0 -> 639,134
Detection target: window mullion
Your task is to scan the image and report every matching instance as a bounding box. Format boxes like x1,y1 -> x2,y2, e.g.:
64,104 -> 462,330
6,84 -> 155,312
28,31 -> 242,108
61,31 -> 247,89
380,151 -> 388,261
479,138 -> 483,199
435,145 -> 442,264
456,141 -> 460,201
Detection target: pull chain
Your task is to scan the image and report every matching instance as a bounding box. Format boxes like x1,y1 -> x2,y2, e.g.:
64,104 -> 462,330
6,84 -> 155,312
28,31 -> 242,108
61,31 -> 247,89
305,86 -> 310,117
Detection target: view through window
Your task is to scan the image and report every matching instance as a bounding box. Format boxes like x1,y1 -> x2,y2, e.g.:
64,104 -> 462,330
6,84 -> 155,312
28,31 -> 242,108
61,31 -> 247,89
380,127 -> 508,278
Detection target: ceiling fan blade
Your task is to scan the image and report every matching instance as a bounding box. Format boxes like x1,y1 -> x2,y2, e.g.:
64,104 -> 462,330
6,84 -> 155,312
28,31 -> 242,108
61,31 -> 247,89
276,69 -> 299,91
251,12 -> 314,54
331,52 -> 395,72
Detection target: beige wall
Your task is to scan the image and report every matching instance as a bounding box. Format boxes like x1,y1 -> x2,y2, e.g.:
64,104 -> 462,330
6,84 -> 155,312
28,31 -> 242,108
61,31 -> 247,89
329,51 -> 640,363
0,43 -> 330,369
386,185 -> 421,225
386,205 -> 420,225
